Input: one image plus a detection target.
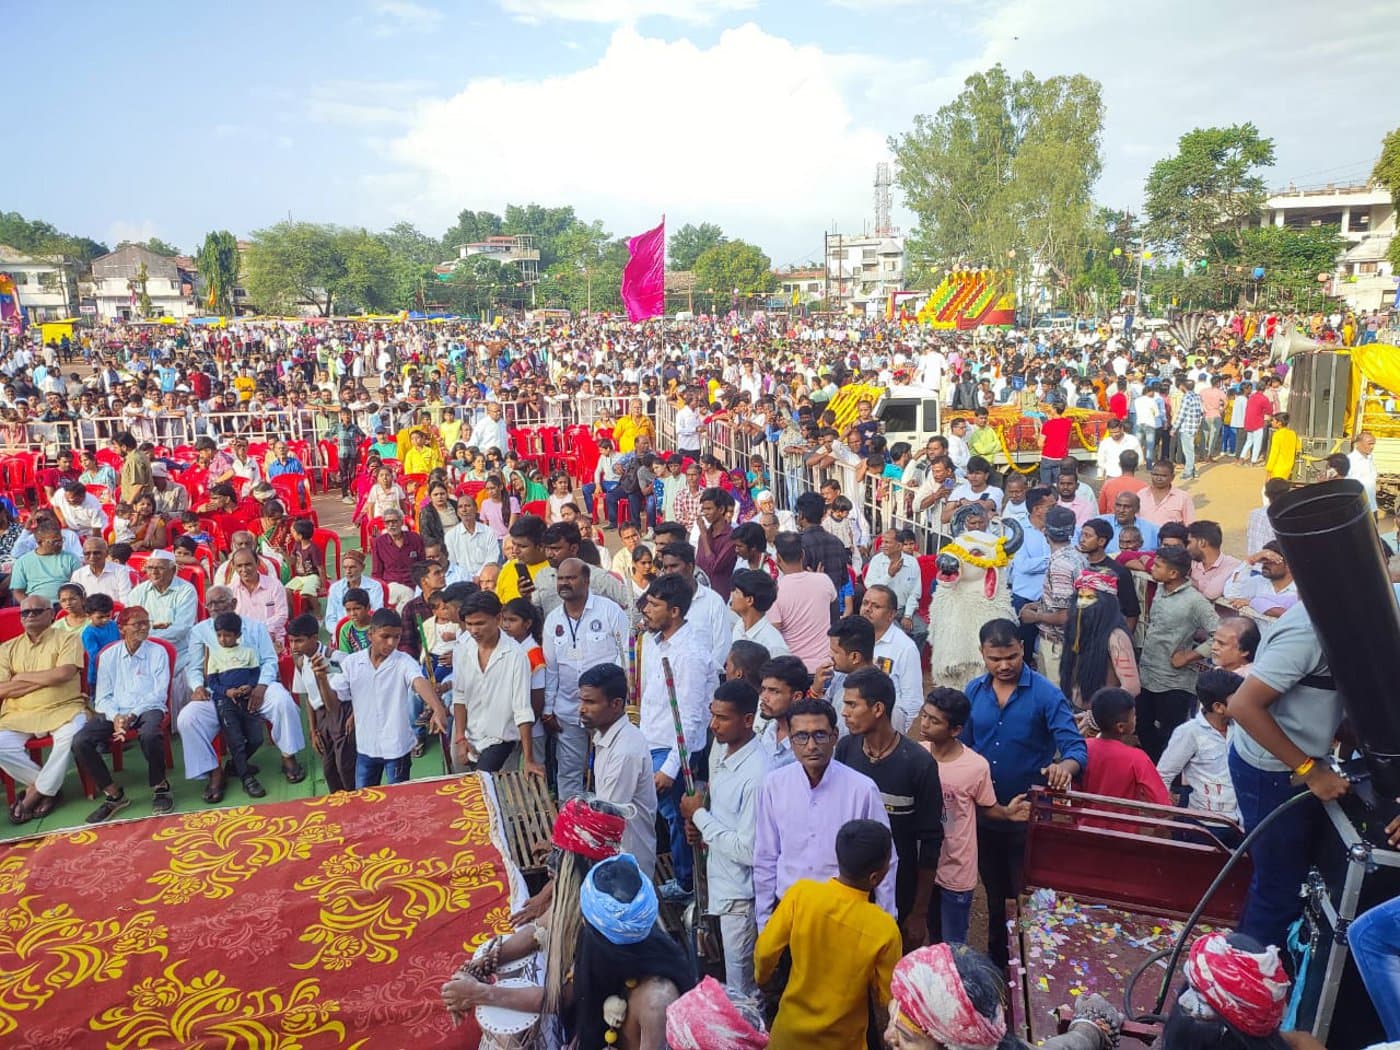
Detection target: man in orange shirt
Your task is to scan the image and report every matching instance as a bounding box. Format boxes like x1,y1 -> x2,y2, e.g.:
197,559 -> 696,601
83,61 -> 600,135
1097,448 -> 1148,513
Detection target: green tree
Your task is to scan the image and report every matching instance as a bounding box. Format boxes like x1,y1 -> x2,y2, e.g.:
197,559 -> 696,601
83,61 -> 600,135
0,211 -> 107,261
117,237 -> 180,256
1143,224 -> 1343,312
381,221 -> 442,266
441,256 -> 515,317
693,241 -> 776,305
332,229 -> 399,313
243,221 -> 345,315
196,230 -> 240,315
1143,124 -> 1276,258
503,203 -> 579,268
668,222 -> 726,270
1372,127 -> 1400,268
890,65 -> 1104,286
440,210 -> 504,256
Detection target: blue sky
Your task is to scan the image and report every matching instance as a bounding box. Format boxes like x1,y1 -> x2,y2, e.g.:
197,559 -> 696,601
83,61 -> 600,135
10,0 -> 1398,266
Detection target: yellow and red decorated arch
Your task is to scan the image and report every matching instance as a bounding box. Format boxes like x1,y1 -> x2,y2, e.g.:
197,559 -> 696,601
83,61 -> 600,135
917,268 -> 1016,330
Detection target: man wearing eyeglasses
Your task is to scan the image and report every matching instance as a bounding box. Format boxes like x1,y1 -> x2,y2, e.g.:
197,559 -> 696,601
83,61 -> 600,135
752,696 -> 894,931
70,538 -> 134,602
0,596 -> 87,824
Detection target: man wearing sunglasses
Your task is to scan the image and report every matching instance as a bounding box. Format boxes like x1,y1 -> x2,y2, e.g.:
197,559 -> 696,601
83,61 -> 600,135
752,696 -> 894,931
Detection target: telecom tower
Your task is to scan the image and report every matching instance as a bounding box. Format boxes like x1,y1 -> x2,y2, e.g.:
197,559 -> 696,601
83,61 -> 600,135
873,162 -> 893,237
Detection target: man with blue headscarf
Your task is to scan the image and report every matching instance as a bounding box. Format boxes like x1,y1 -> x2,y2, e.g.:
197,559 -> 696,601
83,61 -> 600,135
573,854 -> 696,1050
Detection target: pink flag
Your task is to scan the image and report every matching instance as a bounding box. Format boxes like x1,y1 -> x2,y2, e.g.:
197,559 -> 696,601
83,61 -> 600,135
620,218 -> 665,323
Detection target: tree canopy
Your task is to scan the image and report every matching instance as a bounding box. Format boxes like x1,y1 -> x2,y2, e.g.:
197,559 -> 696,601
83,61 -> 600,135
693,240 -> 776,299
890,64 -> 1104,286
1372,126 -> 1400,268
1143,123 -> 1276,258
0,210 -> 107,262
668,222 -> 726,270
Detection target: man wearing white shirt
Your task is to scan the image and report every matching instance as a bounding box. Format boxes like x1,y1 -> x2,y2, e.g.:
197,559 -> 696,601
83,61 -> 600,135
1348,432 -> 1379,512
1095,417 -> 1144,479
70,537 -> 134,602
451,590 -> 540,775
54,481 -> 108,537
946,417 -> 972,474
860,585 -> 924,733
444,497 -> 500,582
728,569 -> 790,657
1133,385 -> 1162,467
467,401 -> 509,456
578,661 -> 658,879
657,540 -> 737,672
322,550 -> 386,634
675,389 -> 704,460
127,551 -> 198,709
177,585 -> 308,802
638,574 -> 715,899
543,559 -> 628,800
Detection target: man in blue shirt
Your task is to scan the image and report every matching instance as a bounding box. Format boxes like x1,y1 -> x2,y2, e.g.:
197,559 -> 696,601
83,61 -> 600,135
962,617 -> 1087,968
1009,486 -> 1054,658
1104,491 -> 1161,554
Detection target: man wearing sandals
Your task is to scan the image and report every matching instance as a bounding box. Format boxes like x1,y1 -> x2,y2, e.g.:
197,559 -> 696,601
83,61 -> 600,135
176,586 -> 307,803
74,606 -> 173,823
0,595 -> 87,825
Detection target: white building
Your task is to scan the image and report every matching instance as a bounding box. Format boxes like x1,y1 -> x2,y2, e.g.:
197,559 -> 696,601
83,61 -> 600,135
90,245 -> 198,321
1260,183 -> 1396,311
0,245 -> 78,322
450,235 -> 541,285
776,267 -> 825,305
823,234 -> 905,317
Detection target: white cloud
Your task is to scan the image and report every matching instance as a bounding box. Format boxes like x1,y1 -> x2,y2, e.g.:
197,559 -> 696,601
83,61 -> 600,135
369,0 -> 443,34
382,24 -> 891,260
496,0 -> 755,25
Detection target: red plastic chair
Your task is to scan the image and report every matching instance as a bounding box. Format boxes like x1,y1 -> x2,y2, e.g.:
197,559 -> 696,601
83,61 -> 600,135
96,449 -> 123,471
0,607 -> 23,642
269,474 -> 318,526
312,527 -> 343,582
99,637 -> 176,798
520,499 -> 547,518
455,480 -> 486,500
197,518 -> 229,557
2,457 -> 36,510
316,441 -> 340,494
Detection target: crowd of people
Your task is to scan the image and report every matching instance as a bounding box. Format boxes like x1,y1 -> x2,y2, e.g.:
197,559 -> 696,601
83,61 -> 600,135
0,307 -> 1394,1049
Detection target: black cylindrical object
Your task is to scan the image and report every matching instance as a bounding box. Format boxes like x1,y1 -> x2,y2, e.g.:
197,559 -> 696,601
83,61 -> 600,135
1269,479 -> 1400,802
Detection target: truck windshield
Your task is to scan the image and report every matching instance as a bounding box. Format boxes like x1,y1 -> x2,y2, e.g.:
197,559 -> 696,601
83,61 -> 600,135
881,401 -> 917,432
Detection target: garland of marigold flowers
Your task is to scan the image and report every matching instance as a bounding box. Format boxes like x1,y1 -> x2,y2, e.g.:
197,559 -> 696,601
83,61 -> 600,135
994,426 -> 1039,475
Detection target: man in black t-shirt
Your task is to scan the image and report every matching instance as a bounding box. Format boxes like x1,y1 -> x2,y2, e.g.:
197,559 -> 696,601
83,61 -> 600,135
834,666 -> 943,952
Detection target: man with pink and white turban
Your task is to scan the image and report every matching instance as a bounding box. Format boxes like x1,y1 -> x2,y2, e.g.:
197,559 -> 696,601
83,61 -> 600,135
884,942 -> 1120,1050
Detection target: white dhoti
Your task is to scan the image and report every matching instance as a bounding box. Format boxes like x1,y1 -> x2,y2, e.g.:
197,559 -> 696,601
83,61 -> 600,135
176,684 -> 306,780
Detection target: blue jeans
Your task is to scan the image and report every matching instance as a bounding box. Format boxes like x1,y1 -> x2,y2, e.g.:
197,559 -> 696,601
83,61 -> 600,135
1350,897 -> 1400,1040
356,752 -> 412,789
606,488 -> 645,529
1135,424 -> 1157,466
651,748 -> 692,890
936,886 -> 975,944
582,480 -> 616,516
1222,425 -> 1238,455
1229,746 -> 1326,949
1201,416 -> 1222,459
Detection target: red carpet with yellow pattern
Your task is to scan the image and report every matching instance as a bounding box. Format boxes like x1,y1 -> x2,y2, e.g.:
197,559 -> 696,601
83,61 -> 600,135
0,775 -> 522,1048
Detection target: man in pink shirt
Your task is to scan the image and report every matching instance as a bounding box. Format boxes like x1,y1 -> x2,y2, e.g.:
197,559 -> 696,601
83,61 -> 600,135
1054,469 -> 1097,527
1186,519 -> 1242,611
1198,376 -> 1226,462
229,548 -> 290,647
768,532 -> 837,672
1139,461 -> 1196,528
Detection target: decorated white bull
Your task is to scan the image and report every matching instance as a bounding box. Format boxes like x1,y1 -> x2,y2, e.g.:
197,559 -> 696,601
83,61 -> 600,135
927,510 -> 1023,689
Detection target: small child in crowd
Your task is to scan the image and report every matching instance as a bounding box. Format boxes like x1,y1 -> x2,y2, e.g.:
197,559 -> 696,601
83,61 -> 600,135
179,511 -> 212,547
80,593 -> 120,686
111,503 -> 135,544
206,611 -> 267,799
756,819 -> 902,1050
286,518 -> 327,610
1078,687 -> 1172,827
1157,668 -> 1243,841
108,542 -> 134,566
173,535 -> 200,570
336,587 -> 373,653
918,688 -> 1029,944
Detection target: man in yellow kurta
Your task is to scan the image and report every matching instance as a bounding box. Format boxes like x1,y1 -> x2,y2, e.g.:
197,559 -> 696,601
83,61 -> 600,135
1264,412 -> 1300,481
0,595 -> 87,822
756,819 -> 902,1050
613,399 -> 656,454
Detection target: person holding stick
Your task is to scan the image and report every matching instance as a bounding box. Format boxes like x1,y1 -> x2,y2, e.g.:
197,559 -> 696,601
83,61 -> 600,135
638,573 -> 715,904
